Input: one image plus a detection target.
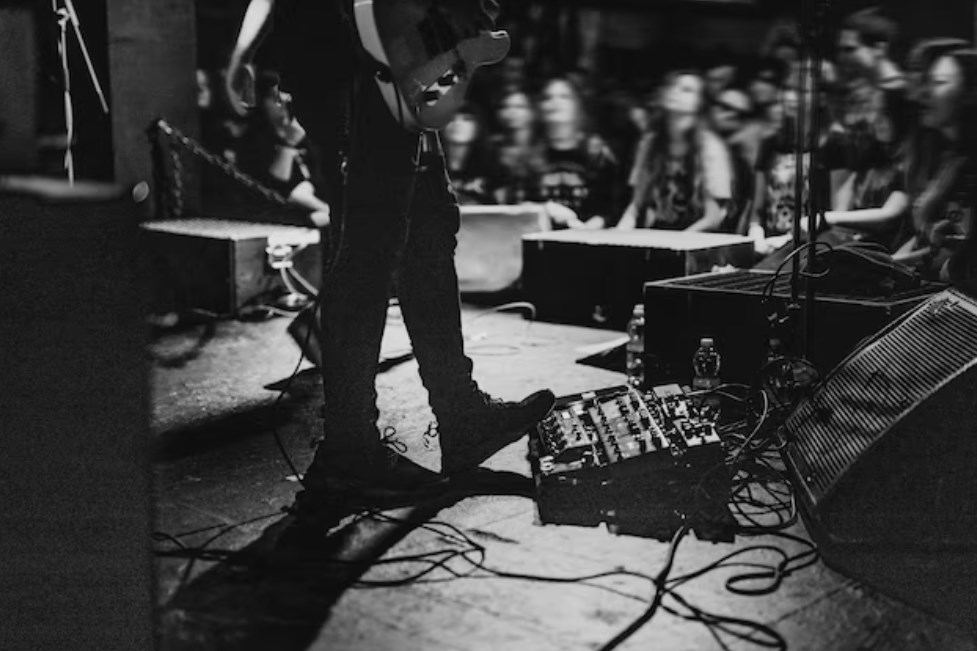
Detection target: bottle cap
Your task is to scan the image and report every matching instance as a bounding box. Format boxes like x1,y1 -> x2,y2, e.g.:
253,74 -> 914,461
700,337 -> 714,347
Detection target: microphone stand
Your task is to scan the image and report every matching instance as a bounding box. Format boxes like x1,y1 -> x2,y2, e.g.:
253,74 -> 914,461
789,0 -> 830,363
804,0 -> 831,369
52,0 -> 110,184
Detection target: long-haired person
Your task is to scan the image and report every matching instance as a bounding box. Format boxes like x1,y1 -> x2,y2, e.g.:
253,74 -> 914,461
617,70 -> 733,231
490,86 -> 538,204
441,102 -> 502,205
529,75 -> 619,229
894,48 -> 977,281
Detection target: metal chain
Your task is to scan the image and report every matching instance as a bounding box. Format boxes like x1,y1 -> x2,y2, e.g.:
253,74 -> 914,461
152,119 -> 291,214
167,142 -> 185,218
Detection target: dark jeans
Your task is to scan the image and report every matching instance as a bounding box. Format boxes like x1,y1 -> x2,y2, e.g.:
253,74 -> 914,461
311,144 -> 474,462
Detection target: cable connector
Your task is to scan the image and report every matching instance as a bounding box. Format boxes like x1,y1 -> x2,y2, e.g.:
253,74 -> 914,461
266,242 -> 296,270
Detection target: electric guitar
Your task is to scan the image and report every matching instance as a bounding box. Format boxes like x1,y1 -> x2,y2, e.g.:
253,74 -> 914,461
352,0 -> 510,132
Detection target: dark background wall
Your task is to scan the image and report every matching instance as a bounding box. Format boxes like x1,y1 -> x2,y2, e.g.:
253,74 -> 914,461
107,0 -> 199,211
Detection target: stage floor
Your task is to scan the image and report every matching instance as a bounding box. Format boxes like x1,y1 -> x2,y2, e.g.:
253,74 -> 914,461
151,306 -> 975,651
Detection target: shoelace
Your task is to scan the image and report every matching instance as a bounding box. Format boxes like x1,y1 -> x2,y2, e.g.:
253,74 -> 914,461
380,425 -> 408,454
479,390 -> 508,409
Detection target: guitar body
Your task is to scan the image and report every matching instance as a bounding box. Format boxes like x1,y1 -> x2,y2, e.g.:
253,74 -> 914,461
352,0 -> 510,132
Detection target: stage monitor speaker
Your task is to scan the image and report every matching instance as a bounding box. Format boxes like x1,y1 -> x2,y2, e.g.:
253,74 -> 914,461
781,288 -> 977,632
782,287 -> 977,551
0,4 -> 38,173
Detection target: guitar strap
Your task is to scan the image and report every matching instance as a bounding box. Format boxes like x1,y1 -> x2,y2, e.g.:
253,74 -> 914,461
332,0 -> 358,183
312,0 -> 359,277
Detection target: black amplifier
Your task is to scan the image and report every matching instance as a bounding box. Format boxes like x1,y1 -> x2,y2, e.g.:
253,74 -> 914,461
141,218 -> 323,315
643,270 -> 941,386
529,384 -> 734,542
522,229 -> 754,330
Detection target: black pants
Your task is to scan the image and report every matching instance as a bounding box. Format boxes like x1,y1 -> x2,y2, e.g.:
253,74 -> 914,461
311,142 -> 475,466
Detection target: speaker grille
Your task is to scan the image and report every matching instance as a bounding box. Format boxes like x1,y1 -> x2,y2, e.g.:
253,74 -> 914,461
784,291 -> 977,504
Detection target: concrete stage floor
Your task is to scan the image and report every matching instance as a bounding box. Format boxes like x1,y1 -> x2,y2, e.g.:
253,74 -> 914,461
151,306 -> 976,651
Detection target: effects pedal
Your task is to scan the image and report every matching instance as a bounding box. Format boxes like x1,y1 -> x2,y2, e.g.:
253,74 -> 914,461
529,384 -> 734,542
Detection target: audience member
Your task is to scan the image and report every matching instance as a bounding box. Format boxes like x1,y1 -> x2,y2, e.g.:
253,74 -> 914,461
797,64 -> 909,251
762,19 -> 802,69
836,8 -> 905,93
530,75 -> 619,229
490,87 -> 538,204
704,48 -> 741,102
749,84 -> 830,257
826,8 -> 910,237
709,87 -> 760,232
746,56 -> 789,122
441,103 -> 502,205
617,71 -> 733,231
232,69 -> 330,225
894,48 -> 977,280
905,38 -> 972,105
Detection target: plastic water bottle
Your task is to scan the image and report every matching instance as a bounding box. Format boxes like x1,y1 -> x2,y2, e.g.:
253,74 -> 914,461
692,337 -> 722,413
626,304 -> 645,388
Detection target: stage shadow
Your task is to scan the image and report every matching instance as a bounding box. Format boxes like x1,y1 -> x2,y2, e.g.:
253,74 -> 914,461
158,469 -> 534,651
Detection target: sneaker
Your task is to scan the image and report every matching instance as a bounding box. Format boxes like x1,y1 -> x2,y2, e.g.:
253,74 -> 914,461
439,389 -> 555,475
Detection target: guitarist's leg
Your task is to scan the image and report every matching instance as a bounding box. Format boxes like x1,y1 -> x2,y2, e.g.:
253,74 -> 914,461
396,158 -> 554,475
294,173 -> 445,518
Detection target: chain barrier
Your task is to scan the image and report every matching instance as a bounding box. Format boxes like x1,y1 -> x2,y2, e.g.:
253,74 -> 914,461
149,118 -> 290,218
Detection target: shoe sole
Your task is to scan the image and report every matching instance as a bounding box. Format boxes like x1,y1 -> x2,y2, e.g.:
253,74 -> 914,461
320,477 -> 452,511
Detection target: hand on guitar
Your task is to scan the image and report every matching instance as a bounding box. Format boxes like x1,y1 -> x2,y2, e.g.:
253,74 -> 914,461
226,0 -> 275,117
224,55 -> 253,117
309,209 -> 331,228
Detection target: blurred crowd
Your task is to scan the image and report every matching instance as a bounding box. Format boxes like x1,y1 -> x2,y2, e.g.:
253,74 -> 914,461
196,6 -> 977,289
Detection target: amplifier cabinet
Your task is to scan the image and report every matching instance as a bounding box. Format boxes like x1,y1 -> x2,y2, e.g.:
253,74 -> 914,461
522,229 -> 754,329
142,218 -> 322,315
643,270 -> 941,385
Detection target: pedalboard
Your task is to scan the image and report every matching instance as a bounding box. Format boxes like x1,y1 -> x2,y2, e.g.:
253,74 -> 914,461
529,384 -> 735,542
